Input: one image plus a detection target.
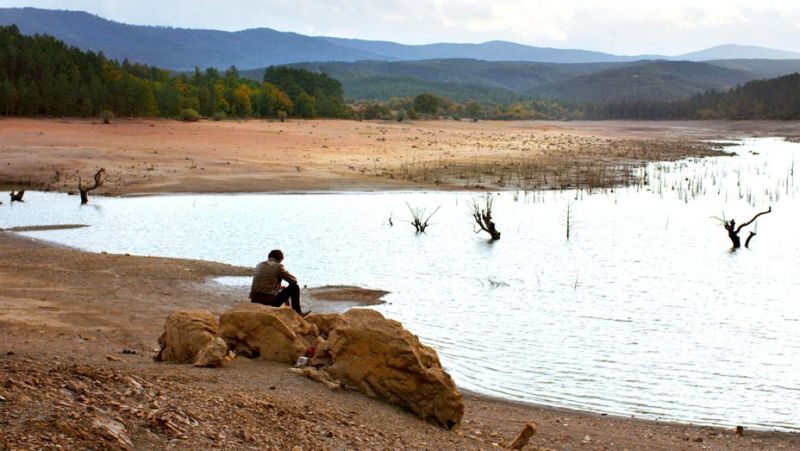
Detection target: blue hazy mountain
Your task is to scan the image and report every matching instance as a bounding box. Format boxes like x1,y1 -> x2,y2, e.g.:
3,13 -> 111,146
5,7 -> 798,71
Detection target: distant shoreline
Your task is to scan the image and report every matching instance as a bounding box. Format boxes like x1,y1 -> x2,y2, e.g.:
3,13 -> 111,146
6,118 -> 800,197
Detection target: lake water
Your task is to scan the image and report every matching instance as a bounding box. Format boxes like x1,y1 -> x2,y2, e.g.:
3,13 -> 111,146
2,137 -> 799,431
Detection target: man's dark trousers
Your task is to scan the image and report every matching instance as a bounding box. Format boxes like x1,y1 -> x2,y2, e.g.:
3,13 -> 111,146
251,283 -> 301,314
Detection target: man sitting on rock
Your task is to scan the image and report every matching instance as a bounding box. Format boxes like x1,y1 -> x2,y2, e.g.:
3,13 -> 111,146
249,249 -> 309,316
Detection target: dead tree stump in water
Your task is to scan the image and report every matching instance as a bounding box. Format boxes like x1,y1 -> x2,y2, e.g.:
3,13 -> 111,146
78,168 -> 106,205
406,203 -> 440,233
9,190 -> 25,203
470,195 -> 501,241
723,206 -> 771,249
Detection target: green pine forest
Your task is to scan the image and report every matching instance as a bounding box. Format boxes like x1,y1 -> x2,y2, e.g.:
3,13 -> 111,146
588,73 -> 800,120
2,25 -> 800,121
0,25 -> 349,119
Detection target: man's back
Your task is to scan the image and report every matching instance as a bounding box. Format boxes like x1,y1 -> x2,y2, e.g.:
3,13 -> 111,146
250,258 -> 297,298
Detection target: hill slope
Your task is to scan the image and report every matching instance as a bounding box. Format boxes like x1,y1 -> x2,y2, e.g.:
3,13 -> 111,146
676,44 -> 800,61
245,59 -> 800,104
594,72 -> 800,120
527,61 -> 757,103
243,60 -> 626,102
321,37 -> 634,63
705,59 -> 800,79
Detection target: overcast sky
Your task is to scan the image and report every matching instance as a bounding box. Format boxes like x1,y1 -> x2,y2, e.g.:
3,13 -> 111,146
5,0 -> 800,55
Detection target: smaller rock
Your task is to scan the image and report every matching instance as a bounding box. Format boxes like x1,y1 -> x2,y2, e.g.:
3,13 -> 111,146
156,310 -> 218,363
105,355 -> 122,362
92,416 -> 134,450
290,367 -> 342,390
736,425 -> 745,436
240,428 -> 252,442
305,313 -> 340,338
13,393 -> 32,403
124,377 -> 142,391
194,337 -> 228,368
509,421 -> 537,450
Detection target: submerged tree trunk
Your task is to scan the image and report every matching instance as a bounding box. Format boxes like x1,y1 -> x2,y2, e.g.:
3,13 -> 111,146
471,195 -> 501,241
745,231 -> 757,249
724,220 -> 741,248
78,168 -> 105,205
406,203 -> 440,233
723,207 -> 771,250
9,190 -> 25,203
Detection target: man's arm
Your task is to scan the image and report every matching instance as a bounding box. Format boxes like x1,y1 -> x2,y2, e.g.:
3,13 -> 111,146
279,263 -> 298,285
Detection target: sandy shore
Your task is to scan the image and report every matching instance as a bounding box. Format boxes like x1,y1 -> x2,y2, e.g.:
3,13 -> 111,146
6,118 -> 800,195
3,118 -> 800,449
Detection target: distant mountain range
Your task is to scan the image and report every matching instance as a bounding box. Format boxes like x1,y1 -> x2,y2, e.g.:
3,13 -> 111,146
3,7 -> 800,71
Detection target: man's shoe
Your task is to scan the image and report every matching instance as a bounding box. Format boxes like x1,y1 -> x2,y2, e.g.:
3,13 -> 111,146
300,310 -> 312,318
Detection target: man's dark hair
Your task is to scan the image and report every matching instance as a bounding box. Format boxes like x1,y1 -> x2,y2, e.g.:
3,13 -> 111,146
268,249 -> 284,261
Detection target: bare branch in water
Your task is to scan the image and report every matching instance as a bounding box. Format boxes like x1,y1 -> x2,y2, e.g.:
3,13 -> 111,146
470,194 -> 501,241
78,168 -> 106,205
406,202 -> 440,233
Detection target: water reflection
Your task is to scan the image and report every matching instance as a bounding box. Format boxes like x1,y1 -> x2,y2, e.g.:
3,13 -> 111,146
1,138 -> 799,431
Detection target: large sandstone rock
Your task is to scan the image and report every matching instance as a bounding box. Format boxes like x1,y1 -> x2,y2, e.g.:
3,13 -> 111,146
155,305 -> 464,430
155,310 -> 218,363
322,309 -> 464,429
218,303 -> 318,364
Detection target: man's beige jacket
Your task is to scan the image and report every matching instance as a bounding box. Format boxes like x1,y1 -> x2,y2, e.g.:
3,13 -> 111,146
249,258 -> 298,299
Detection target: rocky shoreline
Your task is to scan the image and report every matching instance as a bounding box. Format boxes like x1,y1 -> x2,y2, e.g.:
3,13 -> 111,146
157,306 -> 464,429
